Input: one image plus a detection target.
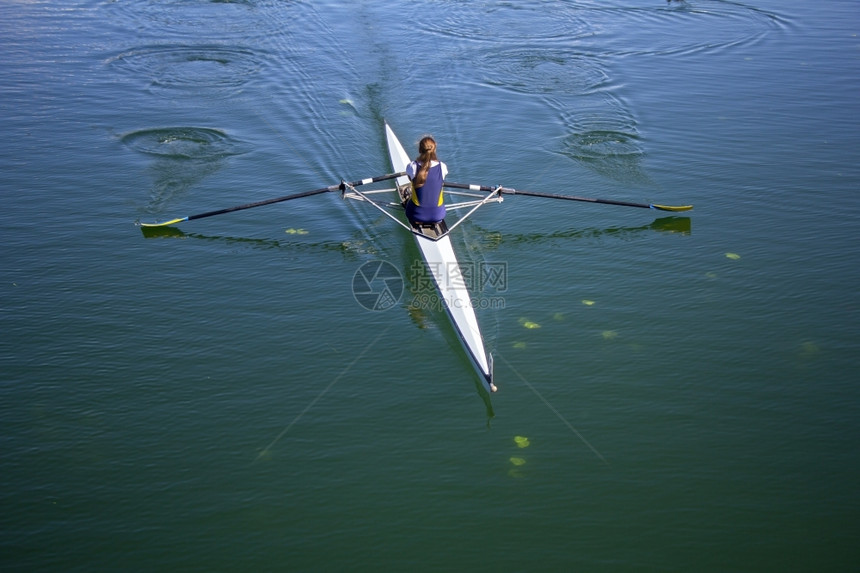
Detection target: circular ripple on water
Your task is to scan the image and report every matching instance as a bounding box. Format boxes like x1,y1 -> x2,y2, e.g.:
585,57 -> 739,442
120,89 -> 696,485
121,127 -> 247,160
108,44 -> 268,96
557,106 -> 652,184
576,1 -> 786,57
106,0 -> 263,35
474,48 -> 609,96
564,124 -> 641,160
423,2 -> 590,43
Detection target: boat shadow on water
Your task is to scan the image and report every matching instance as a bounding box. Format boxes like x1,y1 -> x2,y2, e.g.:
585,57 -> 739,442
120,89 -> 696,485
138,223 -> 385,260
474,215 -> 691,250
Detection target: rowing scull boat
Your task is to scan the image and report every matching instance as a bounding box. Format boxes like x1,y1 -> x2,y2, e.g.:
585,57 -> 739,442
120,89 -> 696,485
377,123 -> 496,393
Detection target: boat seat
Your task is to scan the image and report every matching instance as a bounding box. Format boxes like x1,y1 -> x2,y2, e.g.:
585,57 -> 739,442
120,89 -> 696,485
410,219 -> 448,239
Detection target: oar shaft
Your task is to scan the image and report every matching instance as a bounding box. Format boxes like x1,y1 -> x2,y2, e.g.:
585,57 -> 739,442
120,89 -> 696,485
507,188 -> 653,209
186,186 -> 333,222
141,172 -> 406,227
443,182 -> 692,212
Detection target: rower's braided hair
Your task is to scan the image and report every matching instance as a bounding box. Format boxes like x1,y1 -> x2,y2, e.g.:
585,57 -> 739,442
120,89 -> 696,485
413,136 -> 438,187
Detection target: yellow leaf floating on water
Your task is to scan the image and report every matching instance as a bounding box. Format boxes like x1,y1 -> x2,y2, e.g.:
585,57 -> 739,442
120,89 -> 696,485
285,228 -> 309,235
602,330 -> 618,340
799,341 -> 820,358
726,252 -> 741,260
519,317 -> 541,329
512,341 -> 527,350
509,457 -> 526,466
582,300 -> 595,306
514,436 -> 530,448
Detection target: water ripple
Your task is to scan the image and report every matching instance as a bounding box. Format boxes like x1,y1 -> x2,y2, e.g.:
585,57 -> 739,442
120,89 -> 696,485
573,0 -> 787,57
423,1 -> 590,43
121,127 -> 247,160
122,127 -> 248,214
555,103 -> 652,185
423,0 -> 784,57
108,44 -> 269,96
105,0 -> 264,35
475,48 -> 609,96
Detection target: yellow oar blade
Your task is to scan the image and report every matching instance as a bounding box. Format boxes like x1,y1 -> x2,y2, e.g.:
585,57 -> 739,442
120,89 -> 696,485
138,217 -> 189,228
652,204 -> 693,212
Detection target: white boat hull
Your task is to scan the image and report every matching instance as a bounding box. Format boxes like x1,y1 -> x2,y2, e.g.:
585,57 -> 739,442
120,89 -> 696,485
385,123 -> 496,393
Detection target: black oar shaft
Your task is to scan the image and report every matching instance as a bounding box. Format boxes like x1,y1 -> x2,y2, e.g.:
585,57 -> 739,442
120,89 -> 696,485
186,186 -> 334,222
443,182 -> 692,212
188,172 -> 406,221
142,172 -> 406,227
506,189 -> 652,209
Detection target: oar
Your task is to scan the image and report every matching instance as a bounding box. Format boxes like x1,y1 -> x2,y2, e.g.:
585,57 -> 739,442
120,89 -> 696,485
444,182 -> 693,212
138,172 -> 406,227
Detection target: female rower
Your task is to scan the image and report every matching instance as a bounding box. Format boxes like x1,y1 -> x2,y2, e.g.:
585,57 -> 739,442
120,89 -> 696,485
405,135 -> 448,224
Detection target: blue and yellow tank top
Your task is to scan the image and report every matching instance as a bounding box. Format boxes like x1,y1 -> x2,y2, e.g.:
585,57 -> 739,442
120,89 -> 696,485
406,162 -> 446,223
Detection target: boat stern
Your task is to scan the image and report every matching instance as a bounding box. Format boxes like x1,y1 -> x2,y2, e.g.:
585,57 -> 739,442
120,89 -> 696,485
486,353 -> 497,393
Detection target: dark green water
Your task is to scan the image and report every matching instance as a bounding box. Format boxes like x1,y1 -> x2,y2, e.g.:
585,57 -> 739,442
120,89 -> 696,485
2,0 -> 858,570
